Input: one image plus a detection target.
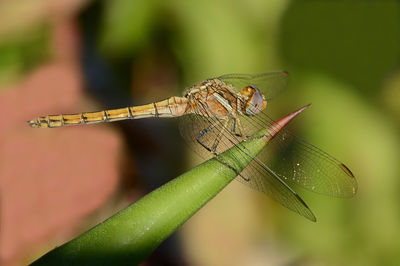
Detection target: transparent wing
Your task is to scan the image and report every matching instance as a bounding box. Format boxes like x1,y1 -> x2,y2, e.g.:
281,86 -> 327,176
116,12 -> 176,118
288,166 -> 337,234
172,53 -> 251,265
238,155 -> 316,221
218,71 -> 289,100
179,102 -> 316,221
239,108 -> 358,197
179,108 -> 245,161
178,113 -> 225,161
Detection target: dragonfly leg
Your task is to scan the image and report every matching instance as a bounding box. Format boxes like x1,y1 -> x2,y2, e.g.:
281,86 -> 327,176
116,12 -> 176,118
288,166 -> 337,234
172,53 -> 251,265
231,117 -> 245,137
196,118 -> 249,181
239,174 -> 250,182
196,118 -> 228,154
211,118 -> 229,153
196,123 -> 217,152
230,119 -> 251,182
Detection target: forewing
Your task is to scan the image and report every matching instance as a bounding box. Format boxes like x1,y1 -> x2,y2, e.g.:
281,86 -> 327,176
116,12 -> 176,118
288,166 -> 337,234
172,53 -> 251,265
239,109 -> 358,197
218,71 -> 289,100
179,113 -> 214,161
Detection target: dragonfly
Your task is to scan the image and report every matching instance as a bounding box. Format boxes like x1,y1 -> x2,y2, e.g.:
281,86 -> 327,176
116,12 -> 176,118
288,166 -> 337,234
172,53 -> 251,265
28,71 -> 357,221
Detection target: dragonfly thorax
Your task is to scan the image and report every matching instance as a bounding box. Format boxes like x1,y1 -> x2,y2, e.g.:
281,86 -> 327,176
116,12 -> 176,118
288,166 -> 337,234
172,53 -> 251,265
239,85 -> 267,116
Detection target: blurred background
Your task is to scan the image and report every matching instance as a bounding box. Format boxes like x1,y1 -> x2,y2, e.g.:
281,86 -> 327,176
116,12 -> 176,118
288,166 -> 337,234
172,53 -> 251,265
0,0 -> 399,265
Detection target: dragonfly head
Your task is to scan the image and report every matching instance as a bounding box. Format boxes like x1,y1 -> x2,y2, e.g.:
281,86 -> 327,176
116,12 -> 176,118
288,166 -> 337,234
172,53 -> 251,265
240,85 -> 267,116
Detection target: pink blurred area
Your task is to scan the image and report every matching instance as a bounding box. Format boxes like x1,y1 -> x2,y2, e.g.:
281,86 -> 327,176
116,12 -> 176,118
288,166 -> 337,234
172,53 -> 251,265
0,3 -> 123,265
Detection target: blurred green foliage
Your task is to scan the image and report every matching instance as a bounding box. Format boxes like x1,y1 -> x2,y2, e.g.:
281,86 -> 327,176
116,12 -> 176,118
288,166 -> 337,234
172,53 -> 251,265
99,0 -> 287,81
100,0 -> 158,56
281,0 -> 400,97
0,25 -> 50,86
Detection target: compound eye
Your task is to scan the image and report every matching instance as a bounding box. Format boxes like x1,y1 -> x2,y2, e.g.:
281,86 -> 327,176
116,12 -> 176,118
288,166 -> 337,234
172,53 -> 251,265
249,85 -> 257,90
245,86 -> 266,115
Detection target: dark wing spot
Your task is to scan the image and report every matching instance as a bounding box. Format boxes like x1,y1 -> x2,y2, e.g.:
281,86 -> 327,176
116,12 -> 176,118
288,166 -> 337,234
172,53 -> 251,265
339,163 -> 355,178
294,194 -> 317,222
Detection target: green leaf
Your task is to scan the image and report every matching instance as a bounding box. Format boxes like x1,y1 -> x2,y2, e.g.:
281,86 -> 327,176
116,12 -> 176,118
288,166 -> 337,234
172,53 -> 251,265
31,107 -> 303,265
